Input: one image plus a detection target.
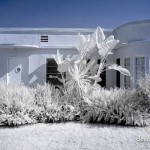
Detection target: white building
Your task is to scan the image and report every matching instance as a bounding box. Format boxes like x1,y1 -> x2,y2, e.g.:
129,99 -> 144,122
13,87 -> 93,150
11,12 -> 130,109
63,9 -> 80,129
0,20 -> 150,88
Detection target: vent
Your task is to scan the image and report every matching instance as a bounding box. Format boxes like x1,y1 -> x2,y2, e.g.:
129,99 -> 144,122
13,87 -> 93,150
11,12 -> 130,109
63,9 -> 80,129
41,35 -> 48,42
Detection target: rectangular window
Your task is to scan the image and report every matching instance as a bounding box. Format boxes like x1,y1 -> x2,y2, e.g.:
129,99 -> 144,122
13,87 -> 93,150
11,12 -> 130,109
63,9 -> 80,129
124,58 -> 130,88
135,57 -> 145,81
46,59 -> 65,86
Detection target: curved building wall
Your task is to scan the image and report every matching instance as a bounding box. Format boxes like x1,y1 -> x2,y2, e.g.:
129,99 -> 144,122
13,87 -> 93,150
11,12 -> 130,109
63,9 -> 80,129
113,20 -> 150,88
113,20 -> 150,43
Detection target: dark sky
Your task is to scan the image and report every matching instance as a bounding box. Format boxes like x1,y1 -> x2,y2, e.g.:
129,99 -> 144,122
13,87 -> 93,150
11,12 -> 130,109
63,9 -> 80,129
0,0 -> 149,29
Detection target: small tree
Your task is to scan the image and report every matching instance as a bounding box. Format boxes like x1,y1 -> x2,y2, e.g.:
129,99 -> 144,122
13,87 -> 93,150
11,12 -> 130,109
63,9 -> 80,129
52,27 -> 131,99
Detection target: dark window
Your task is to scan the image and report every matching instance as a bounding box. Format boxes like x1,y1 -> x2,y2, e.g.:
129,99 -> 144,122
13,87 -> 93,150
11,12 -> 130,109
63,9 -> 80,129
87,59 -> 106,87
116,58 -> 120,87
46,59 -> 63,85
135,57 -> 145,80
41,36 -> 48,42
97,59 -> 106,87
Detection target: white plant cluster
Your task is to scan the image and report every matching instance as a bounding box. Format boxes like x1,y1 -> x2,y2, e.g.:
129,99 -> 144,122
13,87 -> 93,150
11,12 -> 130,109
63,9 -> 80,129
53,26 -> 131,88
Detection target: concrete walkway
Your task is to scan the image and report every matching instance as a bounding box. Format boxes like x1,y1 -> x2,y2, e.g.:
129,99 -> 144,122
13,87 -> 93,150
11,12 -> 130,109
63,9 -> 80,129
0,122 -> 150,150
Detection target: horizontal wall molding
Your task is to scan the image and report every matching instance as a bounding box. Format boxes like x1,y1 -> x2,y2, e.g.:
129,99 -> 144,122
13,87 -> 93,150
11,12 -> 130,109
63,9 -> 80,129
0,28 -> 112,35
114,39 -> 150,49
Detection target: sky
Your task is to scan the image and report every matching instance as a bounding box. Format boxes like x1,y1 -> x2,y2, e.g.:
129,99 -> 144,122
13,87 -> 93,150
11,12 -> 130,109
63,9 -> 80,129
0,0 -> 149,29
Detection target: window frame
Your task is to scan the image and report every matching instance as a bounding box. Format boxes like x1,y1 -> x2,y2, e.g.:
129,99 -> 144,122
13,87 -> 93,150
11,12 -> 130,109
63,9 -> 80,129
46,58 -> 63,85
124,57 -> 131,88
134,56 -> 146,81
45,58 -> 66,86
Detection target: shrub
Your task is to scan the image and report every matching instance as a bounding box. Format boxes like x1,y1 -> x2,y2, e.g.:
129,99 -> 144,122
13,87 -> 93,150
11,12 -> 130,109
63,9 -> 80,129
33,83 -> 77,123
135,74 -> 150,113
0,82 -> 37,126
79,87 -> 149,126
37,104 -> 76,123
0,81 -> 150,127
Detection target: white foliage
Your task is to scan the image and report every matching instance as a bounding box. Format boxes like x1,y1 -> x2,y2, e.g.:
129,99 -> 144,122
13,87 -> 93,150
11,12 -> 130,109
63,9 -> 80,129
52,26 -> 131,94
53,50 -> 73,72
108,64 -> 131,76
96,26 -> 105,46
89,75 -> 102,82
96,28 -> 119,59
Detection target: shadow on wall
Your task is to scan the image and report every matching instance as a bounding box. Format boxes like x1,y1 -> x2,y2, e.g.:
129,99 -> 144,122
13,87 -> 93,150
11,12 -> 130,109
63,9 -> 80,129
29,63 -> 46,87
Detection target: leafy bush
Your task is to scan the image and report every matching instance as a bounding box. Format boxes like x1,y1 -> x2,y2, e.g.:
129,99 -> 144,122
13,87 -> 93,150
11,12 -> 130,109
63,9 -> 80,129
79,87 -> 149,126
135,74 -> 150,113
0,81 -> 150,127
0,82 -> 77,126
32,83 -> 77,123
0,82 -> 37,126
36,104 -> 76,123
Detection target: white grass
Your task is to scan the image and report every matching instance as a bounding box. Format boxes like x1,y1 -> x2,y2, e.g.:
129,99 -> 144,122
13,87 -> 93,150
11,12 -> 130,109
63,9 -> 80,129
0,122 -> 150,150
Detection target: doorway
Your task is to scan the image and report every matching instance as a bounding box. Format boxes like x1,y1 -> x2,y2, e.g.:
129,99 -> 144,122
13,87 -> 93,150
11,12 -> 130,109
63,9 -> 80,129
116,58 -> 120,87
88,59 -> 106,87
7,57 -> 28,85
46,59 -> 63,85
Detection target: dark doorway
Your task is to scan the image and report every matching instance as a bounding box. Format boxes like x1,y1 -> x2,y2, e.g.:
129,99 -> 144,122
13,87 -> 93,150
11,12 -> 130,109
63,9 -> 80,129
116,58 -> 120,87
88,59 -> 106,87
97,59 -> 106,87
46,59 -> 63,86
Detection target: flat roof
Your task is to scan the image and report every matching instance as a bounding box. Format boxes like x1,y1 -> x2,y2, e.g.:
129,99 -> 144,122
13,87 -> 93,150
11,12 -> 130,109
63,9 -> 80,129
0,28 -> 112,34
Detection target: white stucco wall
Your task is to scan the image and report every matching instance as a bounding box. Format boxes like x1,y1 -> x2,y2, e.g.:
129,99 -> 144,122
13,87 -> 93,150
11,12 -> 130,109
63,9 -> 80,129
0,48 -> 78,86
0,21 -> 150,88
0,47 -> 115,87
0,28 -> 113,87
40,35 -> 78,47
0,34 -> 77,48
0,34 -> 39,45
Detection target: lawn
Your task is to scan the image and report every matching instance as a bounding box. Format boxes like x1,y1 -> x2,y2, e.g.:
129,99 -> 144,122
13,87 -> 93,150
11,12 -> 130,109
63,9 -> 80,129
0,122 -> 150,150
